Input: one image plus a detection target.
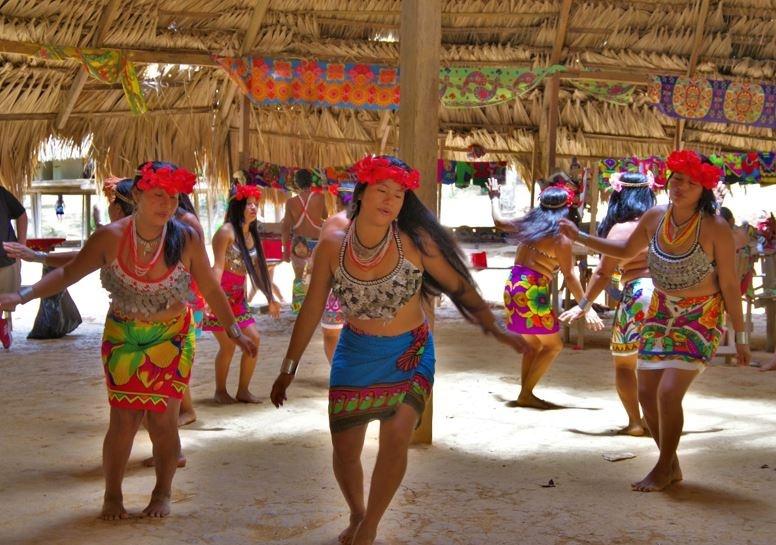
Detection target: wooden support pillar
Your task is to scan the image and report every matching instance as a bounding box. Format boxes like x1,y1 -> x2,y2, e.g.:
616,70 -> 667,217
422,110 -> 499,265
399,0 -> 441,445
675,0 -> 710,150
31,193 -> 42,238
238,95 -> 251,168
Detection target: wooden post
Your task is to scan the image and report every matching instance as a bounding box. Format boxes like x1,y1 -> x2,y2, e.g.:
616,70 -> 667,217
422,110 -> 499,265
85,193 -> 93,236
675,0 -> 710,149
238,95 -> 251,168
32,193 -> 41,238
399,0 -> 441,445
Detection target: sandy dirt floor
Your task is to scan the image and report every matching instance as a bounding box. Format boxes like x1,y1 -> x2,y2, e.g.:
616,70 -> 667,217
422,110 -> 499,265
1,260 -> 775,545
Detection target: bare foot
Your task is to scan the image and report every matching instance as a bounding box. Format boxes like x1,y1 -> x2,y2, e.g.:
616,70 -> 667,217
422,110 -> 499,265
142,453 -> 187,468
338,513 -> 365,545
672,458 -> 683,484
760,359 -> 776,372
515,394 -> 557,410
101,496 -> 129,521
213,390 -> 236,404
350,522 -> 377,545
631,466 -> 674,492
178,410 -> 197,427
142,492 -> 171,518
616,423 -> 646,437
235,390 -> 263,404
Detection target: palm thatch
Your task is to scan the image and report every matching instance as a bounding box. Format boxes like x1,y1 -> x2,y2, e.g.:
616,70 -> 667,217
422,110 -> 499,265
0,0 -> 773,197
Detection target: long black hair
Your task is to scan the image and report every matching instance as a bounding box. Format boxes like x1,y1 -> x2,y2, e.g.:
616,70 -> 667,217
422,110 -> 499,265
349,155 -> 480,322
510,185 -> 581,244
133,161 -> 192,268
112,178 -> 135,217
177,193 -> 197,216
225,189 -> 274,303
597,174 -> 656,238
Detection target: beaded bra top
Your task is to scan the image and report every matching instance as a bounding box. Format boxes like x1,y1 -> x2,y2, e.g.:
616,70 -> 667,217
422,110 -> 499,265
225,243 -> 257,276
647,214 -> 714,292
331,228 -> 423,321
101,229 -> 191,315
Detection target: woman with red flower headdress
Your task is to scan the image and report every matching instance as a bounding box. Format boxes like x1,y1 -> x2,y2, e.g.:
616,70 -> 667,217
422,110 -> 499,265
487,172 -> 601,409
0,161 -> 257,519
560,150 -> 751,492
204,183 -> 279,404
270,155 -> 530,545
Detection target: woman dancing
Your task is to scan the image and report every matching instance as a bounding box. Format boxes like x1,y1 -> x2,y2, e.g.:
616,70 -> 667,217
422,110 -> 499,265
559,150 -> 750,491
487,174 -> 601,408
0,161 -> 256,518
560,171 -> 658,435
270,156 -> 529,545
204,183 -> 279,404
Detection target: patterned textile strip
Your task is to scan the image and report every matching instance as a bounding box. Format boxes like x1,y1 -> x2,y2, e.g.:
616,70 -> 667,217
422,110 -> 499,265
570,80 -> 635,105
39,44 -> 147,114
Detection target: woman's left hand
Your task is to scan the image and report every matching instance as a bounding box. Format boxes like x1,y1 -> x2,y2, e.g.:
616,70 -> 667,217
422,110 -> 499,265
736,343 -> 751,367
584,309 -> 605,331
494,328 -> 534,356
486,178 -> 501,199
268,301 -> 281,319
0,292 -> 20,311
234,334 -> 258,358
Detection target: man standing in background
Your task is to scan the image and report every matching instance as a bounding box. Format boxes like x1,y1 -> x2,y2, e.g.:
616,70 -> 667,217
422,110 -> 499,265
0,185 -> 27,348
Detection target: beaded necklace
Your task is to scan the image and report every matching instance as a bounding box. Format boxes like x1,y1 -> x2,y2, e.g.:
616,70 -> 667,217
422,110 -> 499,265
346,220 -> 394,271
659,205 -> 700,248
130,217 -> 166,277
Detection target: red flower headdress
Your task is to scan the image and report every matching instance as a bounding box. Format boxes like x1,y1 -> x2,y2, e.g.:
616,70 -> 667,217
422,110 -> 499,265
540,172 -> 582,209
136,163 -> 197,195
231,184 -> 262,202
666,150 -> 722,190
350,155 -> 420,191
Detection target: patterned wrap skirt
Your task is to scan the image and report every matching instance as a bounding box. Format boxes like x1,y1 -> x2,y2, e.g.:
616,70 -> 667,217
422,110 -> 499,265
637,290 -> 725,372
504,264 -> 559,335
203,269 -> 255,332
321,291 -> 345,330
101,309 -> 195,412
610,277 -> 655,356
329,322 -> 435,433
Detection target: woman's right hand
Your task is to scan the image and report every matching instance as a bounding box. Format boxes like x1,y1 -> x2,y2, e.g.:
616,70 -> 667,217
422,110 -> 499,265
0,292 -> 21,311
486,178 -> 501,199
494,329 -> 534,356
559,305 -> 585,324
558,219 -> 579,241
2,242 -> 36,262
234,335 -> 258,358
270,373 -> 294,407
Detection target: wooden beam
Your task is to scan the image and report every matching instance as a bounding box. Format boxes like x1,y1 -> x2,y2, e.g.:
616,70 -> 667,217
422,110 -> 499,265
399,0 -> 441,445
0,106 -> 213,121
539,0 -> 572,177
674,0 -> 710,150
55,0 -> 121,130
220,0 -> 270,121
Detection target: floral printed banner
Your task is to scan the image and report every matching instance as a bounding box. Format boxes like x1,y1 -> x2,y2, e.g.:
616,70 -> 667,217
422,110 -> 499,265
709,153 -> 762,185
213,56 -> 400,111
437,160 -> 507,187
39,45 -> 147,114
570,80 -> 635,105
439,65 -> 566,107
648,76 -> 776,129
760,152 -> 776,185
244,159 -> 358,193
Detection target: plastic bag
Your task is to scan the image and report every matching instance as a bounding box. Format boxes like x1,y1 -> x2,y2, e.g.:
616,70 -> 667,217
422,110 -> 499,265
27,287 -> 82,340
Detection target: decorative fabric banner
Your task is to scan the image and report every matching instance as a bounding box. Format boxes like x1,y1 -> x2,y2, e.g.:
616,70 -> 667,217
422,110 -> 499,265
214,56 -> 400,111
439,65 -> 566,107
709,153 -> 761,185
571,80 -> 635,105
760,152 -> 776,185
437,160 -> 507,188
39,45 -> 147,115
598,156 -> 667,194
649,76 -> 776,129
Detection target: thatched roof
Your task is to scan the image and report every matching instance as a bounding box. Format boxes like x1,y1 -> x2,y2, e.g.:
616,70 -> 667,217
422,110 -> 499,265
0,0 -> 774,196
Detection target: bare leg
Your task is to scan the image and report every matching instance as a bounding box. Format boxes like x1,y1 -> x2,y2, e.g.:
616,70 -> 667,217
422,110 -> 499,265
101,407 -> 144,520
212,330 -> 237,403
236,325 -> 262,403
351,404 -> 418,545
323,327 -> 342,364
332,423 -> 369,545
143,399 -> 182,517
613,355 -> 645,435
178,387 -> 197,427
632,368 -> 698,492
518,333 -> 562,408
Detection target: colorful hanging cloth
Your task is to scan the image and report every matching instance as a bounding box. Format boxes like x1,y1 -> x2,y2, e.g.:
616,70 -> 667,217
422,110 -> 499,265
437,160 -> 507,188
709,153 -> 762,185
439,65 -> 567,108
213,56 -> 400,111
570,80 -> 635,105
39,45 -> 147,115
648,76 -> 776,129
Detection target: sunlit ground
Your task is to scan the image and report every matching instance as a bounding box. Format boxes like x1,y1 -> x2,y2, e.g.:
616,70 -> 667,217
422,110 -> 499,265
1,258 -> 775,545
